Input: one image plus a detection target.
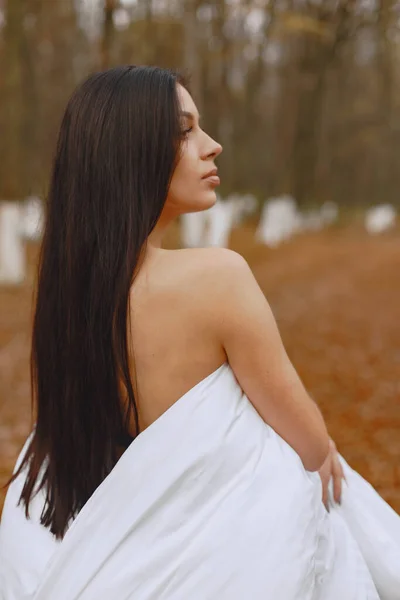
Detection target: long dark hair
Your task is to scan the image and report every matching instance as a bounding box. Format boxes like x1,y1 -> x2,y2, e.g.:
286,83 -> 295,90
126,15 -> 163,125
10,65 -> 187,539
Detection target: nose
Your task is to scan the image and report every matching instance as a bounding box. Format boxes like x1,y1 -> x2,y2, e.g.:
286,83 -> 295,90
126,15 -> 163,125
202,133 -> 223,161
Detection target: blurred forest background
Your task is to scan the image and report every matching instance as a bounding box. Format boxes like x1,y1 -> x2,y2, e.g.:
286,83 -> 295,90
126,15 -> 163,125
1,0 -> 400,206
0,0 -> 399,515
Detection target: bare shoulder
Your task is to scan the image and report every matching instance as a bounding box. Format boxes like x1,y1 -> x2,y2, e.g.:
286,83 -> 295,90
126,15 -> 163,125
161,247 -> 251,291
145,248 -> 255,333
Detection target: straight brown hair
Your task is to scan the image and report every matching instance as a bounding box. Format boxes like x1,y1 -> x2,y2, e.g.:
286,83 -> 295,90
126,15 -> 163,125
9,65 -> 188,539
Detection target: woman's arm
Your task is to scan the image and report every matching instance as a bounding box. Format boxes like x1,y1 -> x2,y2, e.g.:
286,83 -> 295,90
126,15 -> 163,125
212,249 -> 330,472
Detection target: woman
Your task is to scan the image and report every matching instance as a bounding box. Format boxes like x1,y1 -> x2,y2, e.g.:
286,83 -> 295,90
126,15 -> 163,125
0,66 -> 399,600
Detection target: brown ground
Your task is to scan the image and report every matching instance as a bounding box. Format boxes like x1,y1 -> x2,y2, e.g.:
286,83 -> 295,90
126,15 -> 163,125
1,222 -> 400,515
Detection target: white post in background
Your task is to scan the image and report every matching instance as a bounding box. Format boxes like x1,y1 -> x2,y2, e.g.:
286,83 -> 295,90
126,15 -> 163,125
256,196 -> 299,247
181,195 -> 258,249
205,200 -> 235,247
21,196 -> 44,241
365,204 -> 397,234
181,211 -> 209,247
0,201 -> 26,284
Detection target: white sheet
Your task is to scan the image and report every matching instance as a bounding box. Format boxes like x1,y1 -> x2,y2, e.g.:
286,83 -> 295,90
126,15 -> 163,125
1,362 -> 399,599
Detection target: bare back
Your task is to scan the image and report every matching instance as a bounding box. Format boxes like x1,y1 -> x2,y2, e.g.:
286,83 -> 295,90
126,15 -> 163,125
122,244 -> 329,472
123,247 -> 226,435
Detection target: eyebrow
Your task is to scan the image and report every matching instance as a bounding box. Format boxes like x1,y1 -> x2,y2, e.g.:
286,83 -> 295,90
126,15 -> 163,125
180,111 -> 201,121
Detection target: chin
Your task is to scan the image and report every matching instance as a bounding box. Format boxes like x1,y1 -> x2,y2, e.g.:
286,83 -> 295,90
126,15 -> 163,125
166,190 -> 219,217
186,191 -> 218,214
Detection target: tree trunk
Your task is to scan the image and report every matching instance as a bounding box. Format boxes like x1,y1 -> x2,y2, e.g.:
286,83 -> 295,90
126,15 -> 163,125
288,5 -> 352,207
377,0 -> 395,205
0,0 -> 28,283
0,0 -> 27,200
183,0 -> 201,110
101,0 -> 117,69
289,38 -> 329,206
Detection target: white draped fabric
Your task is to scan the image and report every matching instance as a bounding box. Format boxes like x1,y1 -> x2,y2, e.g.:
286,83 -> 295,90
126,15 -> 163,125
1,363 -> 400,599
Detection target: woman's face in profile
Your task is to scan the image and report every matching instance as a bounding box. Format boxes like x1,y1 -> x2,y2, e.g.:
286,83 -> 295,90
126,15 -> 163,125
165,84 -> 223,216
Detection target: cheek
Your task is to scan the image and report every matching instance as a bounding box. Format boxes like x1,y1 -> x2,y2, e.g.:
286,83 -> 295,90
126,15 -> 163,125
170,151 -> 196,193
168,163 -> 185,200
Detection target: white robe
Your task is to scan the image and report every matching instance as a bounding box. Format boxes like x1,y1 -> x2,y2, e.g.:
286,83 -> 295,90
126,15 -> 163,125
1,362 -> 400,599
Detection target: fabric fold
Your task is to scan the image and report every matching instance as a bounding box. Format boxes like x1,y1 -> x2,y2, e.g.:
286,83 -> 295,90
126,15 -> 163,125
1,362 -> 399,599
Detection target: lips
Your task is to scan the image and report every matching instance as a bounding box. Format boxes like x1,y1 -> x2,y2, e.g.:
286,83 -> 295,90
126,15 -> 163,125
202,168 -> 218,179
203,175 -> 220,186
202,168 -> 220,186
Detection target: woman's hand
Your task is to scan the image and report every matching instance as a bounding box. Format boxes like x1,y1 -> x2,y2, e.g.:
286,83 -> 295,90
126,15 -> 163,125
318,438 -> 346,510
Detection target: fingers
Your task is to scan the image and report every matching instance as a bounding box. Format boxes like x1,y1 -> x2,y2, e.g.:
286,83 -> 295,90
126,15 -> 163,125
319,439 -> 346,511
321,479 -> 329,510
331,451 -> 344,505
319,455 -> 331,510
323,439 -> 346,508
